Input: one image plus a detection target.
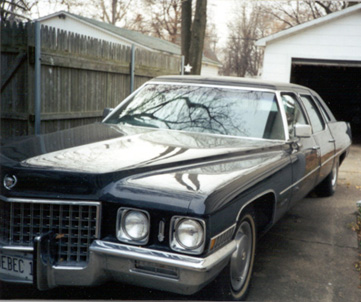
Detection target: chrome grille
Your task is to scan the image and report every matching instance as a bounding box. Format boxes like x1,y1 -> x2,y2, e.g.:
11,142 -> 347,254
0,198 -> 101,265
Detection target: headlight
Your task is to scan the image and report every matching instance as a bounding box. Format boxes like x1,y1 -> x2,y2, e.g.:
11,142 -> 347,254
124,211 -> 149,240
170,217 -> 205,255
116,208 -> 150,245
176,219 -> 203,248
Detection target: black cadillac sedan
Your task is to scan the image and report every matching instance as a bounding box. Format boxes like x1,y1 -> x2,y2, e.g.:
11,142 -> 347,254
0,76 -> 351,300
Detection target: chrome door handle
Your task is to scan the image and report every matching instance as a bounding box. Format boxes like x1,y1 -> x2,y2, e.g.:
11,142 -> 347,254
313,146 -> 320,150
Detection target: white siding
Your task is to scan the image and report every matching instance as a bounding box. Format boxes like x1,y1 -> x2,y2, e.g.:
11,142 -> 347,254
200,64 -> 219,76
261,10 -> 361,82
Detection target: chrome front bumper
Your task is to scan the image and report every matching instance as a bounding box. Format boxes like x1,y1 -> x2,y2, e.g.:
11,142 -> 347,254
1,237 -> 236,295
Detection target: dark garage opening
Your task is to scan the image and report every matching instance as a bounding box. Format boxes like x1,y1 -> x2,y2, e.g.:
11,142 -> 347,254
291,59 -> 361,143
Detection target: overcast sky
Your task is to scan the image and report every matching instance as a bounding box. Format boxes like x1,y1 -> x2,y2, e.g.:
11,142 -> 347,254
31,0 -> 240,47
208,0 -> 238,46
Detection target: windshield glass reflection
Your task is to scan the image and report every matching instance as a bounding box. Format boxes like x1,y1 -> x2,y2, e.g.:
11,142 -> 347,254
105,84 -> 285,140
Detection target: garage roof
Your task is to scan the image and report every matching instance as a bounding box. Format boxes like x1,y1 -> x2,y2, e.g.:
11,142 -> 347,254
256,3 -> 361,47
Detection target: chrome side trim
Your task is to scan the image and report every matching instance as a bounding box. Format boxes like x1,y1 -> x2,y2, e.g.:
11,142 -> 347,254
280,146 -> 348,195
320,148 -> 344,168
90,240 -> 236,272
210,224 -> 236,243
320,154 -> 334,167
209,224 -> 236,252
280,165 -> 320,195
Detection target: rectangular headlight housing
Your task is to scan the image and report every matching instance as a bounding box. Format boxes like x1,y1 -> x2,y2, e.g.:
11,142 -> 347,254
116,208 -> 150,245
170,216 -> 206,255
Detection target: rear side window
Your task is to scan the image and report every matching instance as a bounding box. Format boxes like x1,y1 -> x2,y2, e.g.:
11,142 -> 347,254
281,93 -> 308,137
313,96 -> 331,122
301,95 -> 325,133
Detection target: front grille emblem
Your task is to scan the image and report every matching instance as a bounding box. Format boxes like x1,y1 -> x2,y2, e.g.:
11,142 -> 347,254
4,175 -> 17,190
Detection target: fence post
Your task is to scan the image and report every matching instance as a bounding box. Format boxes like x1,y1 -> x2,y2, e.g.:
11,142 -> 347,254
181,55 -> 185,75
130,44 -> 135,93
34,21 -> 41,135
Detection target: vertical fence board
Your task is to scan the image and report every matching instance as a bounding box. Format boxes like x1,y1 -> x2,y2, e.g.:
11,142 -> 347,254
1,22 -> 181,138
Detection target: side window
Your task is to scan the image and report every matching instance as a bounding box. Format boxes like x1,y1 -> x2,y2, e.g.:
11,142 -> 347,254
313,95 -> 331,122
281,93 -> 308,137
300,95 -> 325,133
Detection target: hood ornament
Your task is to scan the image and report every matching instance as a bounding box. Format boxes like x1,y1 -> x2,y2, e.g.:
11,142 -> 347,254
4,175 -> 17,190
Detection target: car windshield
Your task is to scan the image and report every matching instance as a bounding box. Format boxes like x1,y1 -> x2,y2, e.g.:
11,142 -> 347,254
104,84 -> 285,140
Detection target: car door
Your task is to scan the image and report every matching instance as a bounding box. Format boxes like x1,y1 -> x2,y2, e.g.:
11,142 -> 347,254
312,92 -> 351,158
300,94 -> 335,184
281,93 -> 319,209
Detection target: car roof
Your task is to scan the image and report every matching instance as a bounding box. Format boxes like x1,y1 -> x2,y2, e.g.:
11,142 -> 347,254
151,75 -> 310,93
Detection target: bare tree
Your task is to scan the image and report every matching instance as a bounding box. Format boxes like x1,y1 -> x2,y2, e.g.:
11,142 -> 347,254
99,0 -> 132,25
221,1 -> 269,77
181,0 -> 207,75
181,0 -> 192,66
0,0 -> 36,21
35,0 -> 132,25
27,0 -> 81,18
261,1 -> 359,29
128,0 -> 182,43
220,0 -> 359,77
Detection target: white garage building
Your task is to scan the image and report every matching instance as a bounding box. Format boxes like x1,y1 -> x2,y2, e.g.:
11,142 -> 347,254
256,3 -> 361,138
257,3 -> 361,82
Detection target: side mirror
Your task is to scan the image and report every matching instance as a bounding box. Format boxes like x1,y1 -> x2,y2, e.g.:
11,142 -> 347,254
294,124 -> 312,138
102,108 -> 113,119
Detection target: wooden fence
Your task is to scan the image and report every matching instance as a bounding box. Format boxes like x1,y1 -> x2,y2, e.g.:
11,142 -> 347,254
1,21 -> 182,138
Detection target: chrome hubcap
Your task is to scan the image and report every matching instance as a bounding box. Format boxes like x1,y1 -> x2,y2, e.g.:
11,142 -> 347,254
230,220 -> 252,291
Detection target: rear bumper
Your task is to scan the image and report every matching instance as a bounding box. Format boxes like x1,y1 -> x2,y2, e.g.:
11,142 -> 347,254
1,237 -> 236,295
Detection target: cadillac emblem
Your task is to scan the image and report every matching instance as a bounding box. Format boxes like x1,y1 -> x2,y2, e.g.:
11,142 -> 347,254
4,175 -> 17,190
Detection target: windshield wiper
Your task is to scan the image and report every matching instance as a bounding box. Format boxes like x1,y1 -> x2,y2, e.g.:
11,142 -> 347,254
118,116 -> 159,129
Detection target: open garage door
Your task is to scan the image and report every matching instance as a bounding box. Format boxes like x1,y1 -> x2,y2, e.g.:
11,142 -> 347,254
291,58 -> 361,142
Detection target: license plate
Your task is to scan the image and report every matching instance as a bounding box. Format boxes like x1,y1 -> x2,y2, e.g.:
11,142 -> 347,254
0,252 -> 33,281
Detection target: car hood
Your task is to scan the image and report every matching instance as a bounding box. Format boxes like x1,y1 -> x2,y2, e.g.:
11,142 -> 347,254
1,123 -> 291,214
1,123 -> 286,174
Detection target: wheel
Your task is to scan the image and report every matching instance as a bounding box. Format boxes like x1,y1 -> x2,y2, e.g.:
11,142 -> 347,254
209,211 -> 256,301
314,159 -> 339,197
229,213 -> 256,300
